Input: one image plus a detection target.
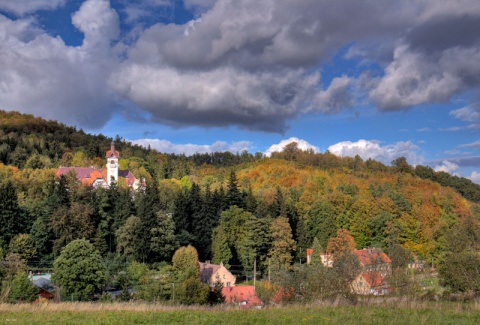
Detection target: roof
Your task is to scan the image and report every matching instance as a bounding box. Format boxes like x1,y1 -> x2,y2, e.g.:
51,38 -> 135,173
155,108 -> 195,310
106,141 -> 120,158
354,248 -> 392,266
360,271 -> 384,287
222,286 -> 261,306
56,167 -> 137,187
199,261 -> 221,283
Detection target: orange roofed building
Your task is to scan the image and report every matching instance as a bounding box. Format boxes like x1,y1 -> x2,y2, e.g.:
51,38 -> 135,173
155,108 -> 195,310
56,142 -> 141,190
222,286 -> 261,307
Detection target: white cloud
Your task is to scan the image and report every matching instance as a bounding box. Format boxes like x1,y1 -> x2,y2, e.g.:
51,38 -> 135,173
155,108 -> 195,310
0,0 -> 119,129
0,0 -> 66,16
434,160 -> 459,174
469,171 -> 480,184
130,138 -> 252,155
265,137 -> 320,157
327,139 -> 424,166
450,103 -> 480,122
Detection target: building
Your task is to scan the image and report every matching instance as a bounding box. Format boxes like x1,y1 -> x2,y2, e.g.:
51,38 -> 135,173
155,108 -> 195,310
353,248 -> 392,278
306,246 -> 392,295
222,286 -> 261,307
199,261 -> 236,288
351,271 -> 388,295
56,142 -> 141,190
306,248 -> 333,267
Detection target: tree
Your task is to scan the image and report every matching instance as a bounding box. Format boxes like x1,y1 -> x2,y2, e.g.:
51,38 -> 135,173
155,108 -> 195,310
171,245 -> 209,304
310,237 -> 323,266
327,229 -> 356,260
268,217 -> 296,270
53,239 -> 106,300
172,245 -> 200,280
116,215 -> 142,261
211,226 -> 232,268
225,171 -> 244,208
8,272 -> 39,303
0,181 -> 24,246
8,234 -> 37,261
439,217 -> 480,294
306,200 -> 338,248
150,211 -> 178,261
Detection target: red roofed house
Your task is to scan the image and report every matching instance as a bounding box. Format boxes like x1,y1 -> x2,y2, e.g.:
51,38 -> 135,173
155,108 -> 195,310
351,271 -> 387,295
56,142 -> 141,190
306,246 -> 392,295
222,286 -> 261,307
354,247 -> 392,278
351,248 -> 392,295
199,261 -> 236,288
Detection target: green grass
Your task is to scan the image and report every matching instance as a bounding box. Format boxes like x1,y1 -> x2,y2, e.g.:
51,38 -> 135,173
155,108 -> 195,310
1,302 -> 479,324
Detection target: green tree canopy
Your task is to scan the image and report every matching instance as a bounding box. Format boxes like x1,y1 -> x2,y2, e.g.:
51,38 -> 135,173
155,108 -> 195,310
53,239 -> 106,300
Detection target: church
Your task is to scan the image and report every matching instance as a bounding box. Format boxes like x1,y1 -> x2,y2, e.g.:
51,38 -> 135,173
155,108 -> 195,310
56,142 -> 141,190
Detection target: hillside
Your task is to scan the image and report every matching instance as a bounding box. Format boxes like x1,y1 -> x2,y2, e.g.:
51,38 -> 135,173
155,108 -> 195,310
0,109 -> 479,275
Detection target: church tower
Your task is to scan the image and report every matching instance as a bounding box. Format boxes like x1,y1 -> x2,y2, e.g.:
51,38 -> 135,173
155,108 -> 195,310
106,141 -> 119,184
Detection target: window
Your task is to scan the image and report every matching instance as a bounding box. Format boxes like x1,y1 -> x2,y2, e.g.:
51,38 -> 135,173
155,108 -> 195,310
226,282 -> 231,287
223,274 -> 226,279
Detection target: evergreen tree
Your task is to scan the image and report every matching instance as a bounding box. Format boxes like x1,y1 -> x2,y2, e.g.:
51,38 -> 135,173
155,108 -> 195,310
268,217 -> 296,270
150,211 -> 178,261
195,185 -> 218,260
0,181 -> 23,246
173,189 -> 193,246
310,237 -> 323,266
135,182 -> 161,262
211,226 -> 233,268
225,171 -> 244,208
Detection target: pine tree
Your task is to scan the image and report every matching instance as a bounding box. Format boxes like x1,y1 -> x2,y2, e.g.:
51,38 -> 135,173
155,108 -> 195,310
0,181 -> 22,246
310,237 -> 323,266
225,171 -> 244,208
135,182 -> 161,262
212,226 -> 232,268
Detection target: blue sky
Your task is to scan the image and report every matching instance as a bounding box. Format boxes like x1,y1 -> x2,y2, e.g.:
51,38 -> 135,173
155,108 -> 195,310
1,0 -> 480,182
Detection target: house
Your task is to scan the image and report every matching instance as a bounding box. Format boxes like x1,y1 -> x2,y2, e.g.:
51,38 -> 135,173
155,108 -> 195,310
353,248 -> 392,278
30,274 -> 55,302
56,142 -> 141,190
306,248 -> 333,267
351,271 -> 388,295
222,286 -> 261,307
199,261 -> 236,287
306,246 -> 392,295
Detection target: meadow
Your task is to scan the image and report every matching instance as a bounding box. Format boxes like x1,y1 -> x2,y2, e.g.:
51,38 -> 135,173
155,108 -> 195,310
1,300 -> 479,324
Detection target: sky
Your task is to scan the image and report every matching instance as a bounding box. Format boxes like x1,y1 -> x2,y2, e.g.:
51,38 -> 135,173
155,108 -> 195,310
1,0 -> 480,182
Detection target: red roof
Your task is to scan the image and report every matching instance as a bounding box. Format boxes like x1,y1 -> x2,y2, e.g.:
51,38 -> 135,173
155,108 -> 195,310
222,286 -> 261,306
106,141 -> 120,158
361,271 -> 384,287
56,167 -> 137,187
354,248 -> 391,266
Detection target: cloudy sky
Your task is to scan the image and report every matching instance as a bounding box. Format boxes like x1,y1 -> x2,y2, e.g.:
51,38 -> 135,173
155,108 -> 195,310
1,0 -> 480,182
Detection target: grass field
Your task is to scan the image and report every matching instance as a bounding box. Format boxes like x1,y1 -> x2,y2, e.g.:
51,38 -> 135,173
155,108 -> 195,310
1,301 -> 479,324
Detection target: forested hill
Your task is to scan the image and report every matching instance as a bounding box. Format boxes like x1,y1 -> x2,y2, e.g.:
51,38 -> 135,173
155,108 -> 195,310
1,109 -> 480,203
0,110 -> 151,169
1,109 -> 480,279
